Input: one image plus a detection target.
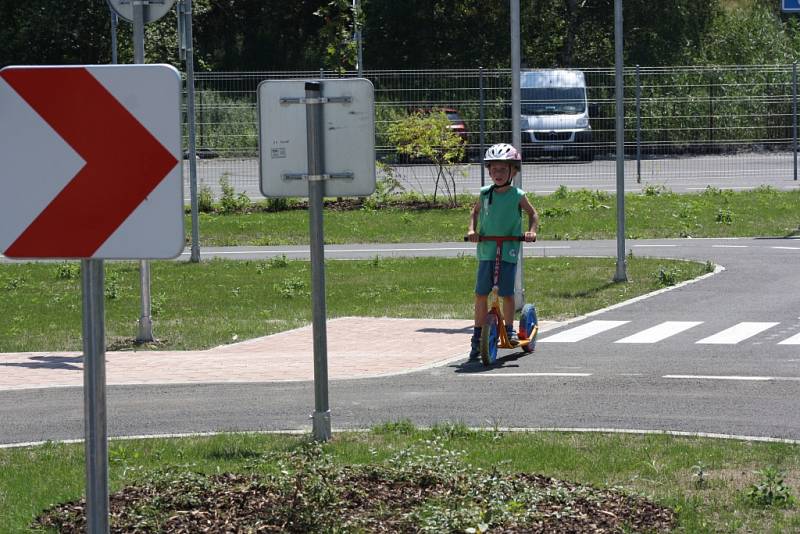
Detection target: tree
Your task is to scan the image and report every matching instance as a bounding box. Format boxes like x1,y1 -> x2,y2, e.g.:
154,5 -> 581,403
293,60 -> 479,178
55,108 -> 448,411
0,0 -> 212,69
0,0 -> 110,67
193,0 -> 326,70
387,111 -> 466,206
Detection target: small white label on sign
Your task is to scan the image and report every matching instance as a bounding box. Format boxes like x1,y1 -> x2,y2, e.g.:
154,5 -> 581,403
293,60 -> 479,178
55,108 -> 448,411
271,147 -> 286,159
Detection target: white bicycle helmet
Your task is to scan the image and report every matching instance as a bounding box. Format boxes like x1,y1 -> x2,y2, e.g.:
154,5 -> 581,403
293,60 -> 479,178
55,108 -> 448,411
484,143 -> 522,169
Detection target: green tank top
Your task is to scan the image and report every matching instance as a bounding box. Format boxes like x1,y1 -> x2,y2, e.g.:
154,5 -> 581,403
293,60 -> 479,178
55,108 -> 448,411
477,185 -> 524,263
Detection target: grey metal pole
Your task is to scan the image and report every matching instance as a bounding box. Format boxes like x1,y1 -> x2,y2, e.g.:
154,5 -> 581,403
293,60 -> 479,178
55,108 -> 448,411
793,62 -> 797,181
133,1 -> 145,63
133,1 -> 154,341
510,0 -> 524,310
613,0 -> 627,282
110,9 -> 118,64
184,0 -> 201,262
510,0 -> 521,154
354,0 -> 363,76
635,64 -> 641,184
479,66 -> 485,187
306,81 -> 332,442
82,259 -> 109,534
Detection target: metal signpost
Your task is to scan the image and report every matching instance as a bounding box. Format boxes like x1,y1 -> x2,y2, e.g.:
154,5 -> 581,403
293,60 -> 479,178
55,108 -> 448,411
0,64 -> 183,533
259,79 -> 375,441
178,0 -> 202,262
510,0 -> 525,311
107,0 -> 178,342
613,0 -> 628,282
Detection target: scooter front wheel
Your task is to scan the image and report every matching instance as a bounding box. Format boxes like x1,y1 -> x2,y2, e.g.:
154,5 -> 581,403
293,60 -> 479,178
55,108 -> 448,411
480,314 -> 499,366
520,303 -> 538,353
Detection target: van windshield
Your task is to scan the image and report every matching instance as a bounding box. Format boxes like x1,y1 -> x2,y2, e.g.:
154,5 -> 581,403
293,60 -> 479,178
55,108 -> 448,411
521,87 -> 586,115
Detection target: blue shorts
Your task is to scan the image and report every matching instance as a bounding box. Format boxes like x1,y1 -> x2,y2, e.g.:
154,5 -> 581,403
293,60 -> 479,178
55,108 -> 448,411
475,260 -> 517,296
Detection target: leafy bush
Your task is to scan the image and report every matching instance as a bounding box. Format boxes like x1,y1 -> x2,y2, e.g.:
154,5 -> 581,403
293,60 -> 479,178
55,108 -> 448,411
219,175 -> 250,214
745,467 -> 796,507
54,262 -> 79,280
363,166 -> 404,210
657,267 -> 679,287
386,110 -> 466,206
198,186 -> 214,213
715,208 -> 734,224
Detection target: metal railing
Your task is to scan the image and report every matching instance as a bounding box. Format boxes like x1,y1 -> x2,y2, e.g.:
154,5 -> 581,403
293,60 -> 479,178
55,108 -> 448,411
182,65 -> 800,197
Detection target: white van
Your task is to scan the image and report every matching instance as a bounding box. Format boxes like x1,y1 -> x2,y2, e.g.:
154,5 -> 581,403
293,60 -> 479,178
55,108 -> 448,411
520,69 -> 593,161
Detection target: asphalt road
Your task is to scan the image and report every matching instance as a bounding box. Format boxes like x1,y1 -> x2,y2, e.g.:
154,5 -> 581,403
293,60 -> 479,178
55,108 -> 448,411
186,152 -> 800,202
3,237 -> 800,445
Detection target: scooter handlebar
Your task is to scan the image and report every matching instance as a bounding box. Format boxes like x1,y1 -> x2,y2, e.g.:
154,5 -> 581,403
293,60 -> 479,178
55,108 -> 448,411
463,235 -> 535,242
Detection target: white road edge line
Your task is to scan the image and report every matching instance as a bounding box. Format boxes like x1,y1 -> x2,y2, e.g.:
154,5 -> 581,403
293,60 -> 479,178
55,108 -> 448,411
663,375 -> 800,381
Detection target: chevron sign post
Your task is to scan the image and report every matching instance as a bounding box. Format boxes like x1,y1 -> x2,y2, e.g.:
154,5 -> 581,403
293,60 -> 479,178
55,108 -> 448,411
0,64 -> 184,259
0,63 -> 184,532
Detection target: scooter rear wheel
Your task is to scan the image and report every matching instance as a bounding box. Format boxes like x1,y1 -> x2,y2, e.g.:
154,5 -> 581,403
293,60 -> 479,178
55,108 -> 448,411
520,303 -> 538,353
480,314 -> 499,366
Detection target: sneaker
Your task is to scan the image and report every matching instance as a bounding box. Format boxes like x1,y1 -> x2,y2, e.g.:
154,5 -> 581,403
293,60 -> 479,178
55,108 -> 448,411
505,328 -> 519,345
469,331 -> 481,361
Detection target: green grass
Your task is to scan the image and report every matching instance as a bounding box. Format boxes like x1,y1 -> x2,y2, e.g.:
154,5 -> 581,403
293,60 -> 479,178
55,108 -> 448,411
3,428 -> 800,532
0,256 -> 710,352
188,187 -> 800,246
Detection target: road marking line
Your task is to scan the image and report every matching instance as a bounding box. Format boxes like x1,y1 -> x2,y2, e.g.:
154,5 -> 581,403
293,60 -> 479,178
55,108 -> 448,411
466,373 -> 592,377
772,246 -> 800,250
712,245 -> 748,248
663,375 -> 800,382
632,244 -> 677,247
539,320 -> 629,343
615,321 -> 703,344
778,332 -> 800,345
696,322 -> 779,344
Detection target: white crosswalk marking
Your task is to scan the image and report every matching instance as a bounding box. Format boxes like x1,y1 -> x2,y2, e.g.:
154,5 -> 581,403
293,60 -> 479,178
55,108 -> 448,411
778,332 -> 800,345
539,320 -> 629,343
695,322 -> 780,344
615,321 -> 703,344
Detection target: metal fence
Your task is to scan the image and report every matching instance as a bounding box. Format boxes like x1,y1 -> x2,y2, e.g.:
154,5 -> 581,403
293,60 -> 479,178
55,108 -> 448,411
183,65 -> 800,199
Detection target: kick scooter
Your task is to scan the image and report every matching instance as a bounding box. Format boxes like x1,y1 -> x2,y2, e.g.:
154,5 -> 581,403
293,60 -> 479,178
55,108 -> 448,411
467,235 -> 539,366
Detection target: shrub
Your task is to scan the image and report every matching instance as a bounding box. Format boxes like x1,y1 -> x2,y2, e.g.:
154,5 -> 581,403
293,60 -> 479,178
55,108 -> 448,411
198,186 -> 214,213
386,111 -> 465,206
219,175 -> 250,214
745,467 -> 796,507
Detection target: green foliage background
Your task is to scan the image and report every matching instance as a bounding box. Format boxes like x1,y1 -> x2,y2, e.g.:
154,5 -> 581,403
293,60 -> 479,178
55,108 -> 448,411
2,0 -> 799,71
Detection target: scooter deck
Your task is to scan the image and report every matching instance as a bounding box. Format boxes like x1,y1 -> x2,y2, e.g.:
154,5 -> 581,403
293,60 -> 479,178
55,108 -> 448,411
498,338 -> 532,350
497,325 -> 538,350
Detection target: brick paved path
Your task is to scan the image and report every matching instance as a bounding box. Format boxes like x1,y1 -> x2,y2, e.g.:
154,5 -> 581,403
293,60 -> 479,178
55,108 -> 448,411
0,317 -> 523,391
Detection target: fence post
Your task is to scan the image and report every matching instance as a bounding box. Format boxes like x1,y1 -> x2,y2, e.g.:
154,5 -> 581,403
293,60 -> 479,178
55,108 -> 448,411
635,64 -> 641,183
479,66 -> 485,187
708,71 -> 715,151
198,88 -> 204,148
793,62 -> 797,181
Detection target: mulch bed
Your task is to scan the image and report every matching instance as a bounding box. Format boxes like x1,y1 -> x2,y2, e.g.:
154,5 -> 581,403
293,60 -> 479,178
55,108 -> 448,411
34,470 -> 675,533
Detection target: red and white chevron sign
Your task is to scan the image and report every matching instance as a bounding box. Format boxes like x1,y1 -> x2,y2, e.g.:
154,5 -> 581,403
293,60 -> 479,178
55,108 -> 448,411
0,65 -> 183,259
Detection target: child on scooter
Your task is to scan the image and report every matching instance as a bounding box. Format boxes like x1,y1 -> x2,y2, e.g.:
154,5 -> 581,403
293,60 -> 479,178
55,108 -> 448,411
466,143 -> 538,360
